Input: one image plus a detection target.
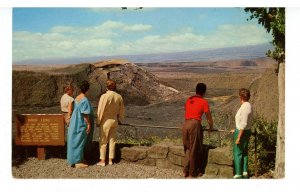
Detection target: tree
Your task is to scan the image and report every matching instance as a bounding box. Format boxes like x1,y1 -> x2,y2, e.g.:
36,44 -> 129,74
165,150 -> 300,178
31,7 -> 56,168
245,8 -> 285,178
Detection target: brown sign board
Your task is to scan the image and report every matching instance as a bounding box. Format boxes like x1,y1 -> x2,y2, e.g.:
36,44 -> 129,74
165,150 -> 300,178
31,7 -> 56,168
15,114 -> 65,146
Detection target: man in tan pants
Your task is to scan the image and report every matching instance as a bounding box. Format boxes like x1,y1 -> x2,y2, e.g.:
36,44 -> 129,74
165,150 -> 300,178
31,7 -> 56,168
96,79 -> 125,166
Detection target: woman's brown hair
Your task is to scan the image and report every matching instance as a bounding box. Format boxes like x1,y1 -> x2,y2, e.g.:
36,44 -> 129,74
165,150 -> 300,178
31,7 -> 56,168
239,88 -> 250,101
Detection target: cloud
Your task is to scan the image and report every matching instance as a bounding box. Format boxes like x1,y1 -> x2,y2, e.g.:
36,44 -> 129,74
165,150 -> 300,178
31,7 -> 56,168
114,34 -> 192,55
205,24 -> 271,48
88,8 -> 155,13
100,21 -> 152,32
50,26 -> 74,33
197,14 -> 207,20
89,8 -> 123,12
123,24 -> 152,32
101,21 -> 124,29
13,21 -> 153,61
111,24 -> 271,55
130,33 -> 206,53
13,21 -> 271,62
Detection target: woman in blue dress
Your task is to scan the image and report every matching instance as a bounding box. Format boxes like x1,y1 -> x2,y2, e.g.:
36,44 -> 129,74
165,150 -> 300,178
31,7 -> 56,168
67,80 -> 94,168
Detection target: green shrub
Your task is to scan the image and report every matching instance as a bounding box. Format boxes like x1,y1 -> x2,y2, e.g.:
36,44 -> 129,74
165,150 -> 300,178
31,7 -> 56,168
248,117 -> 277,176
116,136 -> 182,146
207,115 -> 278,176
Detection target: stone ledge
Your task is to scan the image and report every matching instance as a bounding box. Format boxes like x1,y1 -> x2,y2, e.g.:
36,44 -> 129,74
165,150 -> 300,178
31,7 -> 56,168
207,146 -> 233,166
148,144 -> 169,159
121,146 -> 148,162
169,145 -> 185,156
120,143 -> 234,178
205,164 -> 233,178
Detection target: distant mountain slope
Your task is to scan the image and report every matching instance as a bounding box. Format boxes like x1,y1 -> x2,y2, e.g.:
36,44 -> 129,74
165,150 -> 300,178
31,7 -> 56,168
12,60 -> 180,107
220,67 -> 278,123
14,44 -> 274,65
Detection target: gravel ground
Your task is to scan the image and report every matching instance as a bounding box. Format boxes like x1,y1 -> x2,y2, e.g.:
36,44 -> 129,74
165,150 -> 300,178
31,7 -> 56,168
12,158 -> 179,179
12,158 -> 216,179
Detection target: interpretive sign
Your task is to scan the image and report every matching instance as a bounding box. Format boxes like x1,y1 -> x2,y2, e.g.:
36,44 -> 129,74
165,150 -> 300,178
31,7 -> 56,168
15,114 -> 65,146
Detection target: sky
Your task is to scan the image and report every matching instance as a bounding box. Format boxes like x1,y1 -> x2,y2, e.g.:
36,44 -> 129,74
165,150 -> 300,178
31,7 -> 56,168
12,8 -> 273,63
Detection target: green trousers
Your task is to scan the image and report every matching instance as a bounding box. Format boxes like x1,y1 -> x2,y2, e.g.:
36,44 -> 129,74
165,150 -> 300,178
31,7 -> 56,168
233,129 -> 251,175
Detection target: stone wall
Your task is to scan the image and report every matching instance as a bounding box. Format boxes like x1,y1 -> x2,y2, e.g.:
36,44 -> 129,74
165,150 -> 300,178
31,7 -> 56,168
120,143 -> 233,178
205,146 -> 234,178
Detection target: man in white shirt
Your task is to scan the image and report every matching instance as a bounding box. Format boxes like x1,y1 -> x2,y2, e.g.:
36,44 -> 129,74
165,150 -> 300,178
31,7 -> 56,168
60,85 -> 74,126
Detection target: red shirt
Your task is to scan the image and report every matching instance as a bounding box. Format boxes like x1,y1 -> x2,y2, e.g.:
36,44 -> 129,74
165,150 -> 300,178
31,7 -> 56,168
185,95 -> 210,121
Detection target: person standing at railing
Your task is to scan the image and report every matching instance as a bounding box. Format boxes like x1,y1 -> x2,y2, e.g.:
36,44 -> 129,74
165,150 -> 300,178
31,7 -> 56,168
182,83 -> 213,178
230,88 -> 252,179
60,85 -> 74,126
96,79 -> 125,166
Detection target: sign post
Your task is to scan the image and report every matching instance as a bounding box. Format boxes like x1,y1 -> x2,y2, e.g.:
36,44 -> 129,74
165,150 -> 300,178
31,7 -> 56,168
15,114 -> 65,160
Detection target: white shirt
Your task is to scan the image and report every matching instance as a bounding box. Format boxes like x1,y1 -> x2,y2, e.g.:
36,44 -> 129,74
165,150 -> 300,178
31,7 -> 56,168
235,102 -> 252,130
60,93 -> 74,112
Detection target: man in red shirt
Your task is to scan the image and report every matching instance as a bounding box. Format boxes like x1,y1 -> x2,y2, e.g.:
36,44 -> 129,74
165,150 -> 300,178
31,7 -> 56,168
182,83 -> 213,178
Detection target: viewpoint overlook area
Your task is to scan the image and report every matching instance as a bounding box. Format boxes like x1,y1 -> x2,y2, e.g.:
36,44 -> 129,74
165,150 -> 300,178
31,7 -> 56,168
12,56 -> 278,178
12,57 -> 278,125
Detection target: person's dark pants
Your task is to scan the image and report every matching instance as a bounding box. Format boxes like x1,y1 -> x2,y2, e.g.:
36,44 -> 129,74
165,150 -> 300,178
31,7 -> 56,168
182,119 -> 203,177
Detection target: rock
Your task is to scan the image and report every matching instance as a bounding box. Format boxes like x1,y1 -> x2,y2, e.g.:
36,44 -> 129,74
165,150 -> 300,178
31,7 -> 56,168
12,64 -> 92,107
168,152 -> 184,166
12,61 -> 180,107
155,159 -> 182,171
250,68 -> 279,122
205,164 -> 219,176
169,145 -> 185,157
219,166 -> 234,178
121,146 -> 148,162
205,164 -> 233,178
207,147 -> 233,166
136,158 -> 156,166
205,147 -> 234,178
221,67 -> 278,122
109,63 -> 179,105
148,144 -> 169,159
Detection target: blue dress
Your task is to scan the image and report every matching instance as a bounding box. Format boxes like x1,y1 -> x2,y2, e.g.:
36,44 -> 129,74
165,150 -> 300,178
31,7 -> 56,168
67,97 -> 94,165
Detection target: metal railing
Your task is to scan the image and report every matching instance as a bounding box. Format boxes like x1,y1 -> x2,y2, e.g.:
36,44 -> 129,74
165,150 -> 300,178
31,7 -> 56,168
120,123 -> 228,147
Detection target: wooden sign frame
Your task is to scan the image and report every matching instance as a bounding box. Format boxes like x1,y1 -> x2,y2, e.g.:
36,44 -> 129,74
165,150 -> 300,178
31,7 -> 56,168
15,114 -> 65,160
15,114 -> 65,146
